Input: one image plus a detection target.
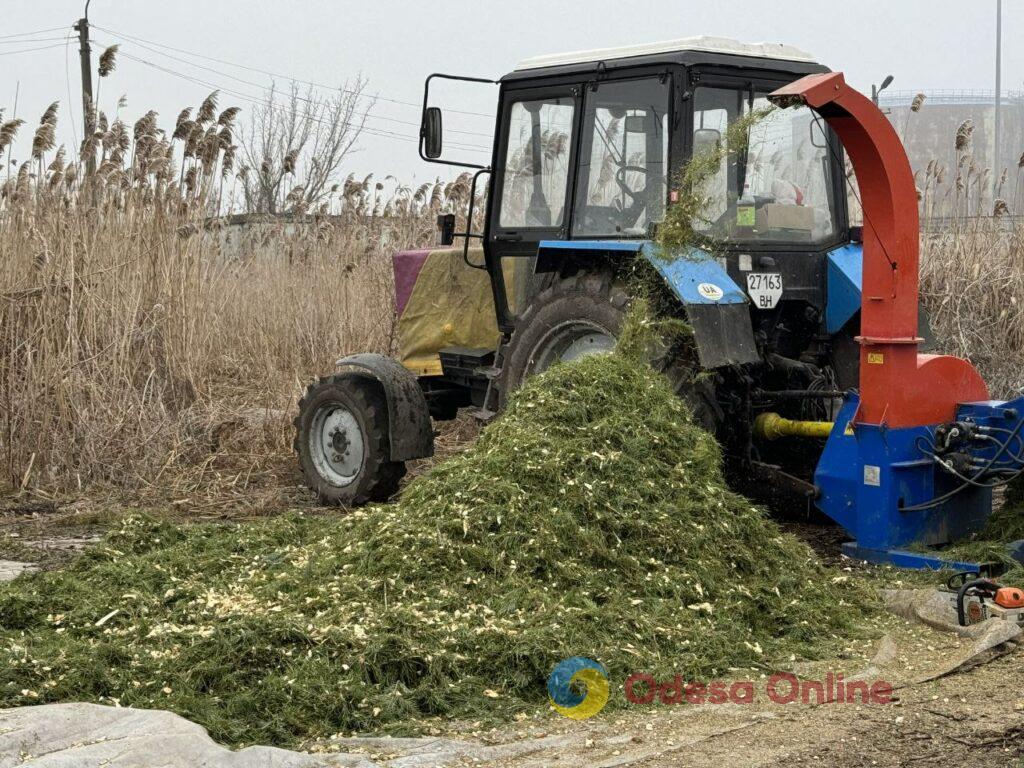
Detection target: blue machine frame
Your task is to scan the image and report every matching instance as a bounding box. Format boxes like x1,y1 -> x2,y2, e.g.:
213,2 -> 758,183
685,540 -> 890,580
815,393 -> 1024,570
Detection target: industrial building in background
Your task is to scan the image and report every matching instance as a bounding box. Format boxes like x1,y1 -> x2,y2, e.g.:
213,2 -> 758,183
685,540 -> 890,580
880,88 -> 1024,217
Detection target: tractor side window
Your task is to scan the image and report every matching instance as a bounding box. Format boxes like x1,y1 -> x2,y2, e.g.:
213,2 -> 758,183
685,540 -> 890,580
499,97 -> 575,229
692,86 -> 839,244
572,78 -> 670,237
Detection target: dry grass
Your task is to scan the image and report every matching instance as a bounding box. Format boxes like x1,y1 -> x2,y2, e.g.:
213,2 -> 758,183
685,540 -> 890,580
920,218 -> 1024,397
3,89 -> 1024,510
0,97 -> 477,510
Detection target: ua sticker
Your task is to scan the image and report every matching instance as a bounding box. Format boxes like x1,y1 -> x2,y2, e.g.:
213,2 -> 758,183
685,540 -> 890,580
697,283 -> 724,301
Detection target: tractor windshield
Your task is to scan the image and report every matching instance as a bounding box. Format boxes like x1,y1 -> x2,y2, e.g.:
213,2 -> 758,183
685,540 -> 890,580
692,86 -> 839,244
571,77 -> 670,238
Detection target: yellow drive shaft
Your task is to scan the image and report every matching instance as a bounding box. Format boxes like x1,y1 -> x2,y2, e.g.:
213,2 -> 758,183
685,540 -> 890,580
754,412 -> 834,441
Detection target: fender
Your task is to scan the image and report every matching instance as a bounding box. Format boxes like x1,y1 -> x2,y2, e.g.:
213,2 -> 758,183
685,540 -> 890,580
640,242 -> 759,368
535,240 -> 758,369
334,353 -> 434,462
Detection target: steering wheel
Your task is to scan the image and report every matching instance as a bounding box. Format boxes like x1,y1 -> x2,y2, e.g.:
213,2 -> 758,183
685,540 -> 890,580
614,165 -> 651,200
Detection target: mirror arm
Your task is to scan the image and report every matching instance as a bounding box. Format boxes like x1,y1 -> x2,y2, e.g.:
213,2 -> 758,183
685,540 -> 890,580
420,73 -> 499,170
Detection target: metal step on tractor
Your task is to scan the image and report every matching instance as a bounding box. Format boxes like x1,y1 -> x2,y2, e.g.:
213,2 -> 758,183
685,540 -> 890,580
295,36 -> 1024,571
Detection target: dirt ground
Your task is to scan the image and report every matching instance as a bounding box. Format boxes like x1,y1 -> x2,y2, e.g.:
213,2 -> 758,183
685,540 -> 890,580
519,652 -> 1024,768
403,623 -> 1023,768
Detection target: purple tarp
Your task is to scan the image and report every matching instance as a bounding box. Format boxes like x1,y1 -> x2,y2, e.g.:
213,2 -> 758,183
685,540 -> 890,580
392,249 -> 432,316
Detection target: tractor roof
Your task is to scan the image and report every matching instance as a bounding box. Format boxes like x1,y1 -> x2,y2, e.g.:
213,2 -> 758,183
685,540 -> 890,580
516,36 -> 816,70
504,36 -> 823,81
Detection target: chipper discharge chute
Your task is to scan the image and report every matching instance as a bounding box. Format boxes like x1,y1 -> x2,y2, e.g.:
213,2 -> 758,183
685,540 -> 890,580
294,37 -> 1024,569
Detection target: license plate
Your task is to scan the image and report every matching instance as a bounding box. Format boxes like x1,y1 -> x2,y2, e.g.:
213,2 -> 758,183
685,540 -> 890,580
747,273 -> 783,309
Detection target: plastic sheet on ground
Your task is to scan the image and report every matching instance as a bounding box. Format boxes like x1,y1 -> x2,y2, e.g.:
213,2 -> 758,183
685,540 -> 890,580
882,588 -> 1022,683
0,703 -> 583,768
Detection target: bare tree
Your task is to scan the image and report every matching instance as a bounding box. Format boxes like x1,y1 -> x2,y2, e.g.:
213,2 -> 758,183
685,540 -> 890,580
238,78 -> 373,214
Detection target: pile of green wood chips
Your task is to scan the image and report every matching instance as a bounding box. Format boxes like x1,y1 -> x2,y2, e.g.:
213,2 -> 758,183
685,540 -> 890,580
0,334 -> 873,746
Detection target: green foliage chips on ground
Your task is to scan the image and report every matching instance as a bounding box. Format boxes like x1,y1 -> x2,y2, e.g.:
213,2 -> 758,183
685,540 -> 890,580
0,324 -> 873,747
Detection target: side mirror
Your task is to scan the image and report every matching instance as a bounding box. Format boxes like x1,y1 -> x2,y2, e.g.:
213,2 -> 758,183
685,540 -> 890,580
423,107 -> 443,159
692,128 -> 722,157
436,213 -> 456,246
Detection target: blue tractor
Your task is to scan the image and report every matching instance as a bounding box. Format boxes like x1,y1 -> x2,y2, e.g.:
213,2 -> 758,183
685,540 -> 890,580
295,38 -> 1024,569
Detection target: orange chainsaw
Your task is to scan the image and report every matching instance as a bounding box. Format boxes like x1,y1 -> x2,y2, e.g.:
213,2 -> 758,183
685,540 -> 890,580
942,572 -> 1024,626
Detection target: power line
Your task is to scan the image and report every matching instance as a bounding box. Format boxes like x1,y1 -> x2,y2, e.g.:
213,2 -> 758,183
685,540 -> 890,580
93,23 -> 496,120
101,45 -> 489,153
0,26 -> 69,40
109,48 -> 485,151
93,33 -> 493,139
0,36 -> 70,45
0,42 -> 68,57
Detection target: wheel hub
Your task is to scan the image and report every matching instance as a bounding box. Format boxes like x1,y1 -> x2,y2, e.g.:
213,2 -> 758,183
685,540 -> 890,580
330,428 -> 350,455
528,320 -> 616,375
309,405 -> 365,487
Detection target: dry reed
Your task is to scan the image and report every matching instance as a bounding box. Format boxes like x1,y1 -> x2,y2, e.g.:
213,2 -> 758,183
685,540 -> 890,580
0,98 -> 479,510
920,218 -> 1024,397
902,93 -> 1024,397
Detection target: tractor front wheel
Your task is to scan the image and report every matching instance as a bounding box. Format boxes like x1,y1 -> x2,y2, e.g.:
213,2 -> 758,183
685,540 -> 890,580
294,374 -> 406,506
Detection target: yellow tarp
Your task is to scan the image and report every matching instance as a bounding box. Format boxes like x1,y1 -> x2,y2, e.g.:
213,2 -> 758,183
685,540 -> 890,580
397,247 -> 517,377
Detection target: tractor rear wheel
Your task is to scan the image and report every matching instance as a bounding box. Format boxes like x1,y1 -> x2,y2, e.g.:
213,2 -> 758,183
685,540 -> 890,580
499,273 -> 625,404
294,374 -> 406,506
497,272 -> 722,433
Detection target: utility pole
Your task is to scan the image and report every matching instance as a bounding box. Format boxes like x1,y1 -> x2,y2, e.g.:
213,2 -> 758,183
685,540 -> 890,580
993,0 -> 1003,205
73,0 -> 95,174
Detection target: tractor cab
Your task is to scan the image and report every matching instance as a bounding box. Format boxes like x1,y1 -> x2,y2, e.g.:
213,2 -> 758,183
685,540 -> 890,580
424,37 -> 849,345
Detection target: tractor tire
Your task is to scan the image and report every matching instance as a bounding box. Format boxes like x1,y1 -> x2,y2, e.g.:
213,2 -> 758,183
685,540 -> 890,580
497,272 -> 722,433
656,351 -> 724,436
294,374 -> 406,506
498,272 -> 626,406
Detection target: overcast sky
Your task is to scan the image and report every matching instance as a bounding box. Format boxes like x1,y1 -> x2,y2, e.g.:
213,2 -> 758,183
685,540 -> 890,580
2,0 -> 1016,183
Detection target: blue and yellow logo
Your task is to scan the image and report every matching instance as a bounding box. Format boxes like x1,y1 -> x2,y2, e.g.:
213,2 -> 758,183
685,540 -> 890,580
547,657 -> 609,720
